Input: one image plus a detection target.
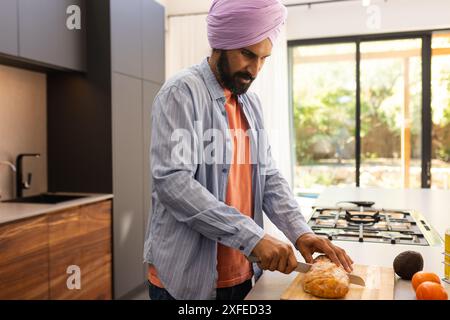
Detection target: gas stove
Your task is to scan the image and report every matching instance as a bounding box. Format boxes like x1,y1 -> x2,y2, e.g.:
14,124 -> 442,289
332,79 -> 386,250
308,204 -> 441,246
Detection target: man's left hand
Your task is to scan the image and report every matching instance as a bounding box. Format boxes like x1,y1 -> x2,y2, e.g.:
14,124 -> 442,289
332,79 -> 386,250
295,233 -> 354,273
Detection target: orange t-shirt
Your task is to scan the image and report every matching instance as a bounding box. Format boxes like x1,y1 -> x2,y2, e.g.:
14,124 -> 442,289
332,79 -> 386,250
216,89 -> 254,288
148,88 -> 254,289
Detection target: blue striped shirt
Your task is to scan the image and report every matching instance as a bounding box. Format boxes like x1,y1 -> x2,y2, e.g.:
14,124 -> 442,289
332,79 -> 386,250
143,58 -> 312,300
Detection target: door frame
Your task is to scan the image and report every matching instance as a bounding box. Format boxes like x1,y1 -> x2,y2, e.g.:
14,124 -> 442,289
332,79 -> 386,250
287,29 -> 449,188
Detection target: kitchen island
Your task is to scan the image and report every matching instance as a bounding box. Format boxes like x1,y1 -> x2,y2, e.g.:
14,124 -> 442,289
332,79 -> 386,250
245,187 -> 450,300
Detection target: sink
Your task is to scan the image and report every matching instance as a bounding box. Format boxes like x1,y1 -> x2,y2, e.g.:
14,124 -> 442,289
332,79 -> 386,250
3,193 -> 88,204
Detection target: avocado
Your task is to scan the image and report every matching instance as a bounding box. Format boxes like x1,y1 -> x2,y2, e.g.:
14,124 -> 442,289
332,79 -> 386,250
393,251 -> 424,280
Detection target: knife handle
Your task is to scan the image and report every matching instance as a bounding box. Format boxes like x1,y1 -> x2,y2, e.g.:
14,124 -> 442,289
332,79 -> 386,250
247,255 -> 260,263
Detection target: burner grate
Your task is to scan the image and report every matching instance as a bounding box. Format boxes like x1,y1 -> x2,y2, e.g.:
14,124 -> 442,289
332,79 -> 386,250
309,206 -> 430,246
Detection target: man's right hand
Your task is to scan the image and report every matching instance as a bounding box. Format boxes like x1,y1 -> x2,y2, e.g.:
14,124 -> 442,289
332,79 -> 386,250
250,234 -> 297,274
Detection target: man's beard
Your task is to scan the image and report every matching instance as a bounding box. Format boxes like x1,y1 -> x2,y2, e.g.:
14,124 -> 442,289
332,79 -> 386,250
217,51 -> 255,95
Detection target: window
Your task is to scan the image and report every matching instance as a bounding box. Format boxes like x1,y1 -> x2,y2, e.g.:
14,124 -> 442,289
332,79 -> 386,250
291,43 -> 356,192
289,31 -> 450,192
431,33 -> 450,189
360,39 -> 422,188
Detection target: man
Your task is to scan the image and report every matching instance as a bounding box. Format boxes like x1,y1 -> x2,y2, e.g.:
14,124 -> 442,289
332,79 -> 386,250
143,0 -> 353,300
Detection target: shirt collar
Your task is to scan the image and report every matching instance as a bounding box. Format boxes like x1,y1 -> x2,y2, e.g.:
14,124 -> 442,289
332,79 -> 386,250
199,58 -> 225,101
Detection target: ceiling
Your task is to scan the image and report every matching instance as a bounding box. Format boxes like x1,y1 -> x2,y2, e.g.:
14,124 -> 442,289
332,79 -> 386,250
164,0 -> 359,16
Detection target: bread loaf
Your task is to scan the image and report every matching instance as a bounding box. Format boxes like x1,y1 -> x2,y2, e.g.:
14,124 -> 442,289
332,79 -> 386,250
303,255 -> 350,298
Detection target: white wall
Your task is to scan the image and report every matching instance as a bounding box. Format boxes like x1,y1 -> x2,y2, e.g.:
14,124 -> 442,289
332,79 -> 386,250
0,65 -> 47,200
163,0 -> 322,16
166,14 -> 209,79
163,0 -> 450,39
164,0 -> 210,16
287,0 -> 450,40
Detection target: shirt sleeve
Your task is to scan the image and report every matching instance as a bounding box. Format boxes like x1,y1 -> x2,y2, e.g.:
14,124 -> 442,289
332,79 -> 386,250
151,85 -> 264,257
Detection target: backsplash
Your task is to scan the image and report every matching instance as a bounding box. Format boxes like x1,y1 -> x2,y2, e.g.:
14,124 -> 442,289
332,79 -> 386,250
0,64 -> 47,200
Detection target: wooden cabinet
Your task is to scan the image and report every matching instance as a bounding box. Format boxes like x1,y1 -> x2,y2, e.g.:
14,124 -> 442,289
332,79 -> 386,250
0,0 -> 19,56
0,216 -> 49,300
77,201 -> 112,299
0,200 -> 112,300
18,0 -> 86,71
48,200 -> 112,299
48,207 -> 83,299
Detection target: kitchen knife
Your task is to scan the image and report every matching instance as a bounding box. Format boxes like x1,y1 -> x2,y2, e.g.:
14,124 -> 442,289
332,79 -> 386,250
247,255 -> 366,287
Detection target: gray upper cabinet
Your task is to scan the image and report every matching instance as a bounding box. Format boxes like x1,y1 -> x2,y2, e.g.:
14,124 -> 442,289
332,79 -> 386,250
18,0 -> 86,71
142,0 -> 165,83
111,0 -> 142,78
0,0 -> 19,56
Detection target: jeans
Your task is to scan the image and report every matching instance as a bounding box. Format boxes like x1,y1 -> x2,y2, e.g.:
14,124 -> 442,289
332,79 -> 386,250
148,279 -> 253,300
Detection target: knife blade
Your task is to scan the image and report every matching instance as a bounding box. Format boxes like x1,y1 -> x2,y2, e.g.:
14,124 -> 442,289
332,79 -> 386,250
248,255 -> 366,287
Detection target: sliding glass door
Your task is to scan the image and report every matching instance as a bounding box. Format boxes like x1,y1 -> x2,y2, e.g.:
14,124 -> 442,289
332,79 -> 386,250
291,43 -> 356,192
290,31 -> 448,192
431,33 -> 450,189
360,38 -> 422,188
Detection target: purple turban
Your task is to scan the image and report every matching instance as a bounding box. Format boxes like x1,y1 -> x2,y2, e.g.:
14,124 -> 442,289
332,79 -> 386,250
207,0 -> 287,50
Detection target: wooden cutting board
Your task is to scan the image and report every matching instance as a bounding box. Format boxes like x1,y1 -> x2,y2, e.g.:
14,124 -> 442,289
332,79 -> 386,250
280,264 -> 395,300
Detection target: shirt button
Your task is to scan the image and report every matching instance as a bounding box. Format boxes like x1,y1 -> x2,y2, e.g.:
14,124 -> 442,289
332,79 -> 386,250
239,246 -> 245,251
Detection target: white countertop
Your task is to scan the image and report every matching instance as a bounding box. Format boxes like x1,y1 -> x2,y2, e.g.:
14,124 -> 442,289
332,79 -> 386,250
245,187 -> 450,300
0,192 -> 114,225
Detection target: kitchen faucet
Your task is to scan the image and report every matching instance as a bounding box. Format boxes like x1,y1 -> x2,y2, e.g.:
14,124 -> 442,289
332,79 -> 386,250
0,160 -> 16,172
0,160 -> 17,200
15,153 -> 40,198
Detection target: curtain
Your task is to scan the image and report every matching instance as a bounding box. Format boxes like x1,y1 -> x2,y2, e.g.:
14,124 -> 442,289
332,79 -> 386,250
166,15 -> 293,186
250,27 -> 292,185
166,14 -> 210,79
